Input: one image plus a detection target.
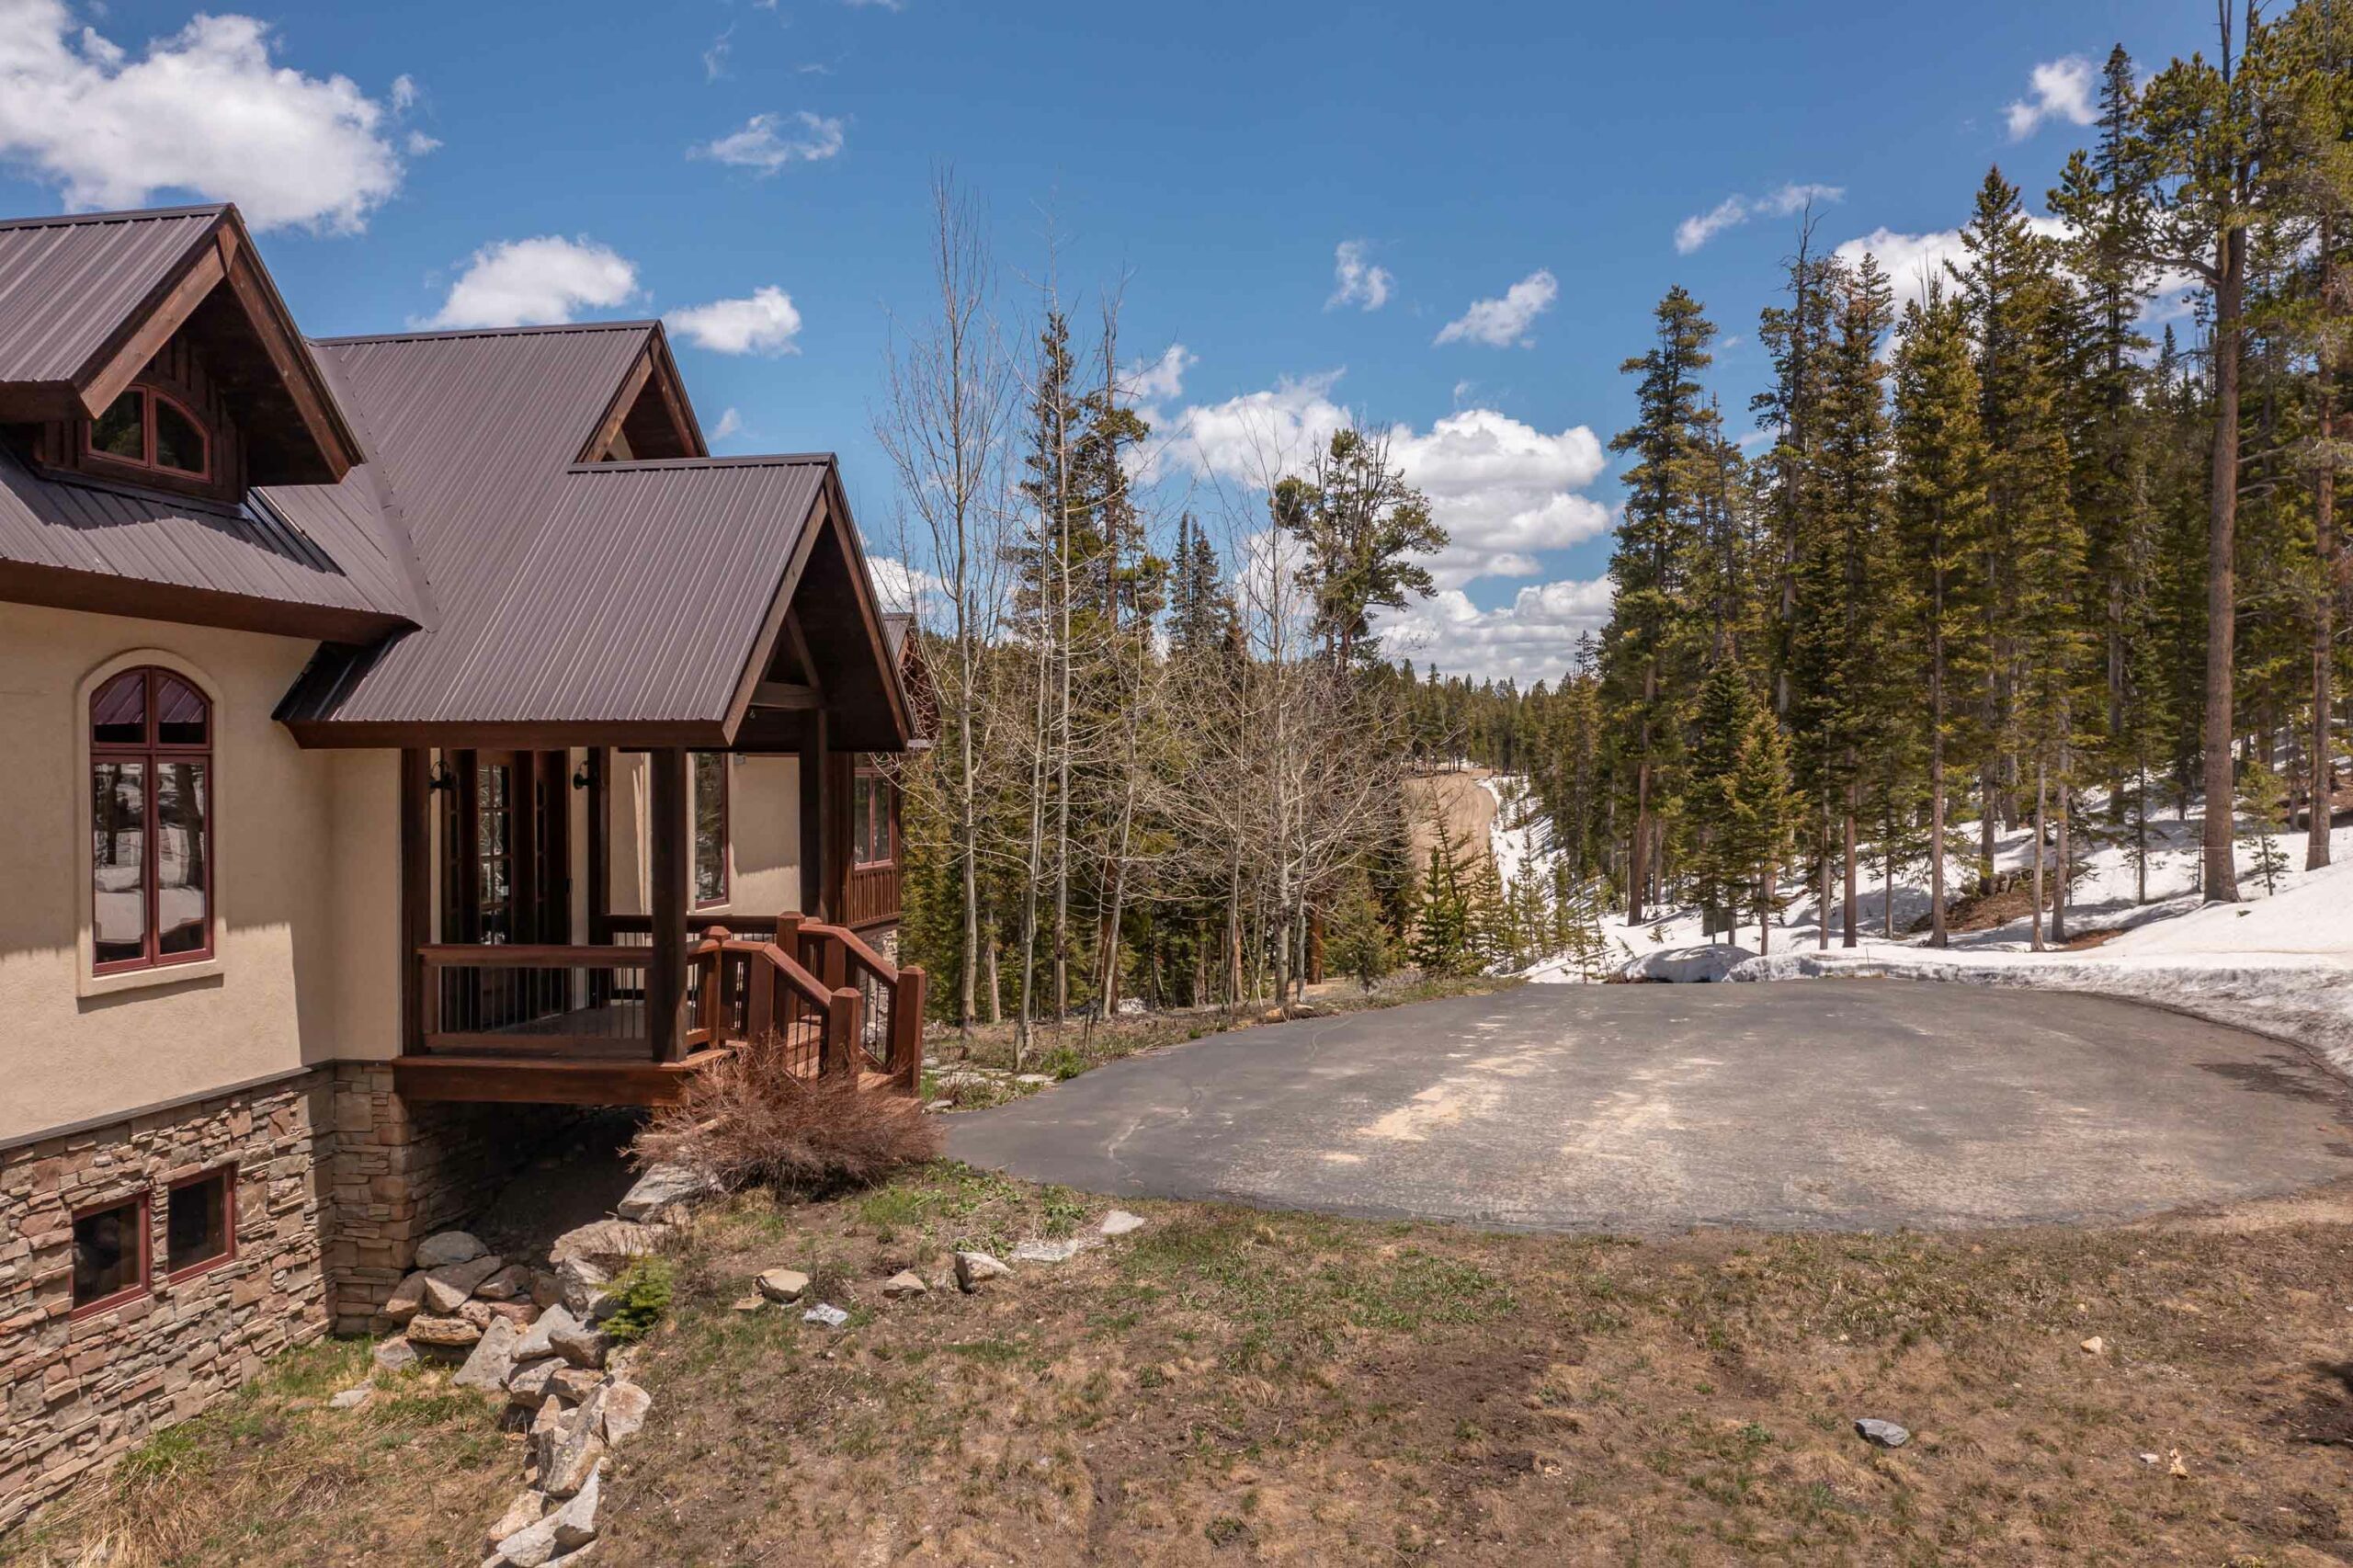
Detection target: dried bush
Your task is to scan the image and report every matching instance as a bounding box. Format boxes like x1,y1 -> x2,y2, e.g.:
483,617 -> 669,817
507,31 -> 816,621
634,1039 -> 940,1194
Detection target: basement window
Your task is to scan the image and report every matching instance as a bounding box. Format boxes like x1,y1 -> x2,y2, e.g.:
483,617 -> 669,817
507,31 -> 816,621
166,1167 -> 235,1280
72,1195 -> 149,1315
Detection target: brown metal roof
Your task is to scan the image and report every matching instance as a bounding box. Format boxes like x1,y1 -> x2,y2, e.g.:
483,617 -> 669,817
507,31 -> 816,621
0,207 -> 223,386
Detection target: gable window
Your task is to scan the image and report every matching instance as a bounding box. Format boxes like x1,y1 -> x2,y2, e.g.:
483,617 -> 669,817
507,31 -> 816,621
692,751 -> 729,907
852,769 -> 895,868
91,666 -> 212,973
166,1167 -> 235,1280
72,1194 -> 149,1316
85,386 -> 211,481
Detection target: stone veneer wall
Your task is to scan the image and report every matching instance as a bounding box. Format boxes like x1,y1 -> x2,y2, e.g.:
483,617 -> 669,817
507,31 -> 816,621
0,1074 -> 333,1532
324,1064 -> 584,1335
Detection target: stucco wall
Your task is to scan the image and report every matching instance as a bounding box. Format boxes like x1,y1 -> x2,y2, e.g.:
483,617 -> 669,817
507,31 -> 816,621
602,751 -> 800,921
0,606 -> 399,1143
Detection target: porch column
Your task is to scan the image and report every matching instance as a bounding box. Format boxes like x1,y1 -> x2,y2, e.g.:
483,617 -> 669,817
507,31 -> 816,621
398,747 -> 431,1057
648,747 -> 688,1061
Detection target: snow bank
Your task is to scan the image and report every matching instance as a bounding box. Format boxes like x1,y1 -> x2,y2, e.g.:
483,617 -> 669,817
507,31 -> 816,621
1620,943 -> 1756,983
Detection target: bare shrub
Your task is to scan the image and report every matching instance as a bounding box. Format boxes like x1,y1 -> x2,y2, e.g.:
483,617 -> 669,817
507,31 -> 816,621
634,1040 -> 940,1194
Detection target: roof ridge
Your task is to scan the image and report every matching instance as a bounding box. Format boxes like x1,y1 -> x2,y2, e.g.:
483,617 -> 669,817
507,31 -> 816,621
313,321 -> 660,347
0,205 -> 228,233
566,452 -> 835,474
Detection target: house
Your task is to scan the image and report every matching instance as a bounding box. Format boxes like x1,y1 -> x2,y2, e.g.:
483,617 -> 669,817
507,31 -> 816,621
0,203 -> 924,1528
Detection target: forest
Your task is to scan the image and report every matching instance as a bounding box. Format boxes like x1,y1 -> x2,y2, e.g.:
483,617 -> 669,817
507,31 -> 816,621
878,2 -> 2353,1049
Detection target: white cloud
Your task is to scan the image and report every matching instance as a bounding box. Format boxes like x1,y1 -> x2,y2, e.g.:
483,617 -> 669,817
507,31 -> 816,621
1674,182 -> 1845,254
710,406 -> 744,441
1435,269 -> 1558,348
692,110 -> 845,173
1151,369 -> 1609,589
1835,214 -> 2070,309
1326,239 -> 1393,312
2006,56 -> 2097,142
865,555 -> 944,613
0,0 -> 415,232
703,28 -> 733,82
1373,577 -> 1614,685
665,285 -> 803,355
1120,342 -> 1195,403
422,236 -> 639,330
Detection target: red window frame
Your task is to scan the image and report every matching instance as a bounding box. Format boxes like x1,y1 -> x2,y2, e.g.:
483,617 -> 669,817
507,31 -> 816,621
164,1165 -> 237,1283
69,1192 -> 152,1320
692,751 -> 731,909
90,665 -> 215,974
852,769 -> 896,869
82,385 -> 213,483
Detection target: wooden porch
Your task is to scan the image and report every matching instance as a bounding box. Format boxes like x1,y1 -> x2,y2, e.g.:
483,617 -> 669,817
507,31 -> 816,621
392,744 -> 925,1107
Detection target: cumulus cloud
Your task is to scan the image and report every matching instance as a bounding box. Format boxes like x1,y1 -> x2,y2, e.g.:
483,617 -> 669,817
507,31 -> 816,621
692,110 -> 845,172
1834,214 -> 2069,309
2006,56 -> 2097,141
422,236 -> 640,330
1151,369 -> 1608,589
1121,342 -> 1195,403
0,0 -> 418,232
1674,181 -> 1845,254
1326,239 -> 1393,312
865,555 -> 945,613
1434,269 -> 1558,348
1373,578 -> 1614,685
710,406 -> 745,441
665,285 -> 803,355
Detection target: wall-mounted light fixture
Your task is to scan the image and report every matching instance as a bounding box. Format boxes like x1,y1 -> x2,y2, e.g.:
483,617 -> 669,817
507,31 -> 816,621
426,760 -> 456,793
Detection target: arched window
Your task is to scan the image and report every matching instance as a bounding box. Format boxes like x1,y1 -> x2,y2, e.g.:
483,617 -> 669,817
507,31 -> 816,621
90,666 -> 212,972
85,386 -> 211,481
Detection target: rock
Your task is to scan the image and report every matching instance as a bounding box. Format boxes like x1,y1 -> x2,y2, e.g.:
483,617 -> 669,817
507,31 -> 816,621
730,1296 -> 766,1313
550,1368 -> 604,1403
415,1230 -> 487,1270
600,1381 -> 652,1445
2137,1451 -> 2162,1466
1011,1237 -> 1096,1265
406,1312 -> 484,1349
529,1270 -> 566,1309
1099,1210 -> 1146,1237
424,1254 -> 507,1314
515,1305 -> 581,1363
549,1220 -> 662,1270
543,1389 -> 609,1499
495,1462 -> 600,1567
756,1268 -> 811,1302
1853,1418 -> 1910,1449
371,1337 -> 420,1374
616,1164 -> 721,1221
483,1301 -> 539,1328
329,1386 -> 373,1411
2167,1448 -> 2189,1478
2080,1335 -> 2106,1356
926,1099 -> 956,1112
528,1396 -> 568,1477
953,1252 -> 1011,1293
1014,1073 -> 1054,1085
507,1357 -> 563,1407
476,1264 -> 533,1302
486,1491 -> 548,1552
881,1270 -> 928,1300
557,1258 -> 611,1318
454,1317 -> 525,1392
802,1302 -> 849,1329
548,1316 -> 611,1370
458,1300 -> 496,1330
382,1270 -> 431,1324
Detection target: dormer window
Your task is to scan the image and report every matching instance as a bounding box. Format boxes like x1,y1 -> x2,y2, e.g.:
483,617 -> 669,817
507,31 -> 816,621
86,386 -> 211,482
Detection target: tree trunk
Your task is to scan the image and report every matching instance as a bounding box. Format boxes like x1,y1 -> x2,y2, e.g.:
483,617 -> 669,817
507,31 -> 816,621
2203,222 -> 2245,902
2030,762 -> 2048,952
2311,215 -> 2337,871
1928,593 -> 1949,946
1841,785 -> 1858,949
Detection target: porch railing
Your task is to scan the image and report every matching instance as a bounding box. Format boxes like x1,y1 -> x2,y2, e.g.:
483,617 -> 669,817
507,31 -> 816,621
417,919 -> 925,1093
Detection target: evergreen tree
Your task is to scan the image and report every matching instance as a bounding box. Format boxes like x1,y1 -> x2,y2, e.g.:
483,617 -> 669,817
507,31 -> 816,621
1726,710 -> 1800,952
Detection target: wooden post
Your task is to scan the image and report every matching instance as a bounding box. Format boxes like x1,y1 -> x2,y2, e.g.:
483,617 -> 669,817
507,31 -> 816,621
695,926 -> 729,1049
648,748 -> 688,1062
824,986 -> 861,1077
892,965 -> 926,1094
585,746 -> 609,944
399,748 -> 431,1058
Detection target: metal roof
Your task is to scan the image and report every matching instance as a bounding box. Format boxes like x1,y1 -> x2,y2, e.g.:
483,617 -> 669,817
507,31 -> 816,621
0,207 -> 223,386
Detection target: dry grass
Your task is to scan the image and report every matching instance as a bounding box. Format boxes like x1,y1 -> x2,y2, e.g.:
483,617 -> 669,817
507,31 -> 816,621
19,1172 -> 2353,1565
635,1042 -> 941,1193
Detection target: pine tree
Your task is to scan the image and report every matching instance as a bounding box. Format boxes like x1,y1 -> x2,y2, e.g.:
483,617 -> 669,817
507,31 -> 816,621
1726,710 -> 1799,952
2237,757 -> 2291,894
1408,824 -> 1475,977
1686,658 -> 1762,937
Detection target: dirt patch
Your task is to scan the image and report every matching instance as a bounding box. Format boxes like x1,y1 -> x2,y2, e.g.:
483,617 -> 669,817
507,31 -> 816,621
1403,767 -> 1497,872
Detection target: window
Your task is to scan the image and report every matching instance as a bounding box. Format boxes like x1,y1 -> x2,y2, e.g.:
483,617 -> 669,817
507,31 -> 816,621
166,1168 -> 235,1279
852,770 -> 895,868
85,387 -> 210,481
692,751 -> 729,907
91,666 -> 212,973
72,1195 -> 149,1315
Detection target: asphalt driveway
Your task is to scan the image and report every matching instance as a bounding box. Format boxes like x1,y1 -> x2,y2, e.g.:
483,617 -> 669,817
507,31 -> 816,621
948,982 -> 2353,1232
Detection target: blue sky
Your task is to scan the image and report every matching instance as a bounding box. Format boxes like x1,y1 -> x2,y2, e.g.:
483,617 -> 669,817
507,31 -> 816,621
0,0 -> 2219,683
